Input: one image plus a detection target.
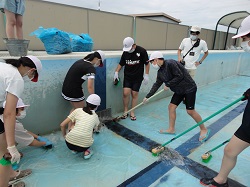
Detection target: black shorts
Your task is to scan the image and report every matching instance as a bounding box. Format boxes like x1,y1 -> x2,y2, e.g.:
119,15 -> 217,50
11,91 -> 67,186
234,99 -> 250,144
123,78 -> 142,92
0,119 -> 4,134
170,89 -> 197,110
65,140 -> 89,152
61,93 -> 85,102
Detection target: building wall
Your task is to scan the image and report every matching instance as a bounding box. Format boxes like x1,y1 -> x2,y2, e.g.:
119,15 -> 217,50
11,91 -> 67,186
0,0 -> 239,51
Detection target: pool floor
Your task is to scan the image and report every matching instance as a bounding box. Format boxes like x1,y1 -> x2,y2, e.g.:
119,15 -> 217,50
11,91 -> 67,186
18,75 -> 250,187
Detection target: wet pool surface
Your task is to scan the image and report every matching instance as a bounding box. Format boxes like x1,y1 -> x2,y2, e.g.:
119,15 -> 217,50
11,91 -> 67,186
18,75 -> 249,187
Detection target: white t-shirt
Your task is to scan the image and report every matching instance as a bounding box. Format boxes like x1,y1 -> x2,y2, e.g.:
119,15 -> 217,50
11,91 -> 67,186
0,115 -> 34,146
179,38 -> 208,70
66,108 -> 100,147
0,62 -> 24,106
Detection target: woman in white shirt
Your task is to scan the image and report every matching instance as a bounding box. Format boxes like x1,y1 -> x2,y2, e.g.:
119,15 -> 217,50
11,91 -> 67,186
0,55 -> 42,187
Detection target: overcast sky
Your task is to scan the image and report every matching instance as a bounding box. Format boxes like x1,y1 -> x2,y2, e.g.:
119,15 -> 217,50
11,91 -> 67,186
43,0 -> 250,31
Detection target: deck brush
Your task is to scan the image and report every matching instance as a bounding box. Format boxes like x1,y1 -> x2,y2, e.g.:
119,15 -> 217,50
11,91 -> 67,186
151,96 -> 244,156
201,138 -> 230,163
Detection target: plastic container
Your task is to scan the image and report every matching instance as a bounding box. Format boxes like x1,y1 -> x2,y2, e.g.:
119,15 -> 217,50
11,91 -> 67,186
3,38 -> 30,56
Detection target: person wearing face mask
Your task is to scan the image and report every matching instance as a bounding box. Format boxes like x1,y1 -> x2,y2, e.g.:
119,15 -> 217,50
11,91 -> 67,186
0,55 -> 42,187
62,50 -> 105,130
113,37 -> 150,121
1,98 -> 53,150
200,15 -> 250,187
177,25 -> 209,79
60,94 -> 101,159
143,51 -> 210,142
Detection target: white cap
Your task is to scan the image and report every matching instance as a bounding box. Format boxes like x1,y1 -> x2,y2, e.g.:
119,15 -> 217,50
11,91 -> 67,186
96,50 -> 105,67
123,37 -> 134,51
3,98 -> 30,108
25,55 -> 42,82
148,51 -> 164,62
190,25 -> 201,33
86,94 -> 101,106
232,15 -> 250,39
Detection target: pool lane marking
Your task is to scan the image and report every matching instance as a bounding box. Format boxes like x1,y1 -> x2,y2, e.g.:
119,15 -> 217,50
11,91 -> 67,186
105,102 -> 247,187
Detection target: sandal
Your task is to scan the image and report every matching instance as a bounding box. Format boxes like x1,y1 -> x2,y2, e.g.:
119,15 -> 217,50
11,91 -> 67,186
130,115 -> 136,121
121,113 -> 128,119
9,181 -> 25,187
83,149 -> 94,160
200,178 -> 228,187
9,169 -> 32,185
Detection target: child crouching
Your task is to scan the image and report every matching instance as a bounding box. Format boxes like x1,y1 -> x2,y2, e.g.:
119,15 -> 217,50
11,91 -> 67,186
60,94 -> 101,159
1,98 -> 53,149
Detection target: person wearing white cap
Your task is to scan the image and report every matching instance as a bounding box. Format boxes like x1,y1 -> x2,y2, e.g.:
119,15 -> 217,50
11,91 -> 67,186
1,98 -> 53,149
143,51 -> 209,142
177,25 -> 208,79
62,50 -> 105,129
200,15 -> 250,187
0,55 -> 42,187
113,37 -> 150,121
60,94 -> 101,159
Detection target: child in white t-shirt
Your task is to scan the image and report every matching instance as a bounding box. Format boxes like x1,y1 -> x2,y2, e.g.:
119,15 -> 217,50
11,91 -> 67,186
1,98 -> 53,148
60,94 -> 101,159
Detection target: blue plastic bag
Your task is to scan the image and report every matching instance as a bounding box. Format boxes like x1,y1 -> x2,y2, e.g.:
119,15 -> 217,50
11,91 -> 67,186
30,27 -> 71,54
68,33 -> 93,52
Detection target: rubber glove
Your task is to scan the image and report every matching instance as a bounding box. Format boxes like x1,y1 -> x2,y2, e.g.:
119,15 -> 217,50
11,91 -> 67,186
7,145 -> 21,164
113,72 -> 119,82
143,97 -> 148,104
143,74 -> 149,85
242,88 -> 250,101
37,136 -> 53,147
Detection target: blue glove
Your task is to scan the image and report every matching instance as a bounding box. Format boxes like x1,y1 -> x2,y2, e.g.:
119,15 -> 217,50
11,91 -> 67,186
37,136 -> 53,147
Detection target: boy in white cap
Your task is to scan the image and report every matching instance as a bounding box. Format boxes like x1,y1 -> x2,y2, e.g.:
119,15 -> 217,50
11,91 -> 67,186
143,51 -> 209,142
60,94 -> 101,159
1,98 -> 53,149
200,15 -> 250,187
177,25 -> 208,79
113,37 -> 150,120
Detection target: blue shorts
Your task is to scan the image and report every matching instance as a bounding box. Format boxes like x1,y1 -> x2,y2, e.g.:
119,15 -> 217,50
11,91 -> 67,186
0,0 -> 25,15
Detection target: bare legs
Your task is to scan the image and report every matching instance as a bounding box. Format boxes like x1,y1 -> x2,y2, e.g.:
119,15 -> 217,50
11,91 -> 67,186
4,9 -> 23,39
0,133 -> 11,187
0,133 -> 22,186
186,108 -> 208,140
213,135 -> 249,184
164,103 -> 208,138
123,88 -> 139,117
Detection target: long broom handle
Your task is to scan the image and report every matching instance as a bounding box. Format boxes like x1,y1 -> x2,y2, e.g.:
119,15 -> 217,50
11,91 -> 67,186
123,89 -> 165,115
161,96 -> 244,147
206,138 -> 230,153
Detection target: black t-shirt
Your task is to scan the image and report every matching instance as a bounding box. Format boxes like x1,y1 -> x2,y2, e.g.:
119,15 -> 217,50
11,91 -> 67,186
146,59 -> 197,98
62,59 -> 96,98
119,45 -> 149,82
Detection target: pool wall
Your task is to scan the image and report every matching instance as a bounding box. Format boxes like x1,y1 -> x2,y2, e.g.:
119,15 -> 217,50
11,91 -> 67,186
16,50 -> 250,134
